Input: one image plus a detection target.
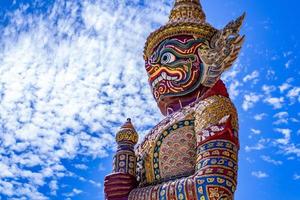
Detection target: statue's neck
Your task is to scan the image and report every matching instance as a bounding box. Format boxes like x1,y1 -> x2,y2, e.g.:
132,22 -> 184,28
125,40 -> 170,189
158,80 -> 229,116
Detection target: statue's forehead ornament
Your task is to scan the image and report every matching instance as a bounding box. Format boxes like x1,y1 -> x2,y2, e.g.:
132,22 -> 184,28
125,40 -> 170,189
144,0 -> 245,87
144,0 -> 217,60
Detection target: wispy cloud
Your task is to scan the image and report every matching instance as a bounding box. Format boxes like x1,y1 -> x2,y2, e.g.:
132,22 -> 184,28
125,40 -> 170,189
273,111 -> 289,125
264,97 -> 284,109
282,144 -> 300,157
243,70 -> 259,83
74,164 -> 88,170
242,93 -> 262,111
262,84 -> 276,95
294,174 -> 300,180
261,155 -> 282,165
245,138 -> 269,152
251,171 -> 269,179
250,128 -> 261,135
275,128 -> 291,145
64,188 -> 83,198
287,87 -> 300,103
0,0 -> 169,199
279,82 -> 292,93
254,113 -> 267,121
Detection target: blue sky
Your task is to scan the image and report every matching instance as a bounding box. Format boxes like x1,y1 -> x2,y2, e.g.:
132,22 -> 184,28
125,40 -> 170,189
0,0 -> 299,199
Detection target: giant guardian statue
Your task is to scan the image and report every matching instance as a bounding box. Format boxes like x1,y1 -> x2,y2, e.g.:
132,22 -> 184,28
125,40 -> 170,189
104,0 -> 245,199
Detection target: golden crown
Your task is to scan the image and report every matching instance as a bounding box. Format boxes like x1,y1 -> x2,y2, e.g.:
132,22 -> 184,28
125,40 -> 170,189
144,0 -> 217,60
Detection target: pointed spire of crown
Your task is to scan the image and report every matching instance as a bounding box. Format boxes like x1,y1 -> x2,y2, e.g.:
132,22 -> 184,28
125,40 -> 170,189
169,0 -> 206,24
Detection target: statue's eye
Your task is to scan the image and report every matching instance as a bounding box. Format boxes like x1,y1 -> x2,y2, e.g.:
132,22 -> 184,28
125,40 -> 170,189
161,52 -> 176,64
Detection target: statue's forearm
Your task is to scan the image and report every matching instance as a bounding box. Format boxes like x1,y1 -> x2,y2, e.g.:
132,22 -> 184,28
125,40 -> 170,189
194,138 -> 238,199
194,116 -> 239,199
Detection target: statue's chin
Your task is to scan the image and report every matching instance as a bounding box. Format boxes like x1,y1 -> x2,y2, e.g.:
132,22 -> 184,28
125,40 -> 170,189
156,84 -> 209,116
157,95 -> 192,116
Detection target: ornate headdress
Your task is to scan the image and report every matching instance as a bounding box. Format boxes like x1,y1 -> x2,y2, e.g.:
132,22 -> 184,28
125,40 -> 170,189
144,0 -> 245,87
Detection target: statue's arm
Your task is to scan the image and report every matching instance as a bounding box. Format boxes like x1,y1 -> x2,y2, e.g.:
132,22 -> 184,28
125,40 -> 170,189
192,114 -> 239,199
129,96 -> 239,200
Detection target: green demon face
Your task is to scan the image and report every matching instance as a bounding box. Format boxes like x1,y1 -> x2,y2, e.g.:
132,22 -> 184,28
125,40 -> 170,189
146,36 -> 206,103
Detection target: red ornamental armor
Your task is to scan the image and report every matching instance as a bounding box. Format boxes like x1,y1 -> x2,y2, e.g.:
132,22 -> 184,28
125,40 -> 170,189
104,0 -> 245,199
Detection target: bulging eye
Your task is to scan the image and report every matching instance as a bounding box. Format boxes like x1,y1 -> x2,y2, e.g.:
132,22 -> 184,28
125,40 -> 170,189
161,52 -> 176,65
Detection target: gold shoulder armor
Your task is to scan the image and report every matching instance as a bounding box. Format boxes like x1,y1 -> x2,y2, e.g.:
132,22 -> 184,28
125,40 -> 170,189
194,95 -> 238,133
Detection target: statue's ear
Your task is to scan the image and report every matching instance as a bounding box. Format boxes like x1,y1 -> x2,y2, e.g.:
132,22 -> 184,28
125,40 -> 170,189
221,13 -> 246,70
200,13 -> 246,88
223,12 -> 246,36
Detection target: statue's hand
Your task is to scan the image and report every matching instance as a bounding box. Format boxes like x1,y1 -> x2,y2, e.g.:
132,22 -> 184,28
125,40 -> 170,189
104,172 -> 138,200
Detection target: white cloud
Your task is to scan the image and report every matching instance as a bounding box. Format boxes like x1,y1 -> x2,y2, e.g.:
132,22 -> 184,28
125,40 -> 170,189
283,51 -> 293,57
74,164 -> 88,170
98,163 -> 105,171
0,163 -> 14,178
222,64 -> 242,100
275,128 -> 291,145
294,174 -> 300,180
287,87 -> 300,103
254,113 -> 267,121
88,180 -> 101,188
261,155 -> 282,165
251,171 -> 269,179
242,93 -> 262,111
243,70 -> 259,83
64,188 -> 83,197
0,180 -> 14,197
266,70 -> 276,80
0,0 -> 168,198
262,84 -> 276,94
245,157 -> 255,163
285,59 -> 292,68
245,138 -> 268,152
49,180 -> 58,195
250,128 -> 261,135
228,80 -> 241,99
274,112 -> 289,119
273,111 -> 289,125
279,83 -> 292,93
283,144 -> 300,157
264,97 -> 284,109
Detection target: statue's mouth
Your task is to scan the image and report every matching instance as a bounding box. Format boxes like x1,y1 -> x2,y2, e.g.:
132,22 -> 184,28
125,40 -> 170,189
151,72 -> 180,88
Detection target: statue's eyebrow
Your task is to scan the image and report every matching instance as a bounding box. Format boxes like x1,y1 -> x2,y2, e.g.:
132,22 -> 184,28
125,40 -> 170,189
150,40 -> 169,62
162,38 -> 205,51
150,38 -> 204,62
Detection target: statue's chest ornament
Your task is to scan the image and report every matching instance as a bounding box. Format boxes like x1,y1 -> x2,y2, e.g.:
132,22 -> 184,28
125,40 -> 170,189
136,95 -> 238,186
153,119 -> 196,183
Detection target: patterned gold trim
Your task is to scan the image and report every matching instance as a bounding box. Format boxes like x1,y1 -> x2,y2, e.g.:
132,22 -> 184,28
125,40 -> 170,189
169,0 -> 206,23
194,95 -> 238,133
144,23 -> 217,60
116,129 -> 139,144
